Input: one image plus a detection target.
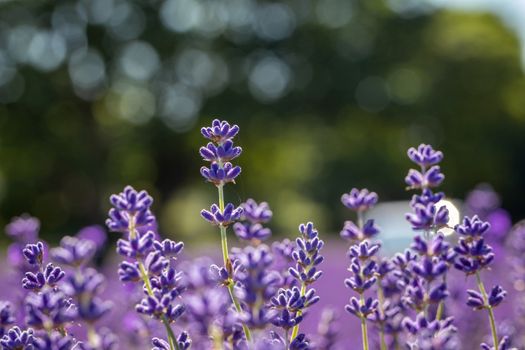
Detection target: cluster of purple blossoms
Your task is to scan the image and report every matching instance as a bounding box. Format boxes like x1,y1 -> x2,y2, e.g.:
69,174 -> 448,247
405,144 -> 449,232
269,222 -> 324,348
107,185 -> 190,350
453,215 -> 509,349
233,199 -> 273,243
0,120 -> 520,350
0,212 -> 119,350
340,188 -> 382,350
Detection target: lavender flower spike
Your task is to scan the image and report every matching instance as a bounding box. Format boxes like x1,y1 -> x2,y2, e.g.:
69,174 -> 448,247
0,326 -> 34,350
453,215 -> 506,348
201,119 -> 239,144
200,203 -> 243,227
106,185 -> 156,233
341,188 -> 378,212
407,144 -> 444,168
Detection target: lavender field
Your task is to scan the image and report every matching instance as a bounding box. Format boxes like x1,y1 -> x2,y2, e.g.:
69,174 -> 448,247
2,0 -> 525,349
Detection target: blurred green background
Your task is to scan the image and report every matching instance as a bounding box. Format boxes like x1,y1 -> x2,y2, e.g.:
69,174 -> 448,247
1,0 -> 524,245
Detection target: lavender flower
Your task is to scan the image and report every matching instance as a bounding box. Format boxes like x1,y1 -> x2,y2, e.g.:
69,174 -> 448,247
234,245 -> 281,329
199,119 -> 252,343
63,268 -> 112,323
453,215 -> 507,348
23,242 -> 45,266
50,236 -> 96,267
107,186 -> 188,350
341,188 -> 378,212
0,326 -> 34,350
340,188 -> 382,350
281,222 -> 324,343
5,214 -> 40,243
200,203 -> 243,227
403,313 -> 457,350
405,144 -> 449,232
0,302 -> 15,338
201,119 -> 239,143
407,144 -> 444,167
233,199 -> 273,242
25,289 -> 77,331
32,332 -> 76,350
22,263 -> 65,290
106,186 -> 155,233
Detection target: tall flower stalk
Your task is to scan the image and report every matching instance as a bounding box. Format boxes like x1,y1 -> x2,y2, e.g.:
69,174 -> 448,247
107,186 -> 189,350
454,215 -> 507,349
340,188 -> 380,350
199,119 -> 251,342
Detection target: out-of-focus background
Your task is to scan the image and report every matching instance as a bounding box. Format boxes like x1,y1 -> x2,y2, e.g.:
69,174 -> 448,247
1,0 -> 525,246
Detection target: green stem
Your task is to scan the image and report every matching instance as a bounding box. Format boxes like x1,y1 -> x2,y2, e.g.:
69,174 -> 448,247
359,293 -> 369,350
475,271 -> 499,349
284,329 -> 290,349
137,259 -> 179,350
435,301 -> 444,321
217,184 -> 252,342
376,280 -> 387,350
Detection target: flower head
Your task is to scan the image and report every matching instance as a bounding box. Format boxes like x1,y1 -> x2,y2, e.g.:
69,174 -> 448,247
200,203 -> 243,227
407,144 -> 444,168
341,188 -> 378,212
106,186 -> 155,233
5,214 -> 40,243
201,119 -> 240,144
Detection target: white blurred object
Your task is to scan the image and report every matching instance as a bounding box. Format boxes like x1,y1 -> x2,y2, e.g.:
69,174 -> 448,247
366,199 -> 461,256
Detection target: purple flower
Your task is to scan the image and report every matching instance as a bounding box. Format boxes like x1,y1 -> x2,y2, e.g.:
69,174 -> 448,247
0,302 -> 15,338
5,214 -> 40,243
135,294 -> 185,322
340,219 -> 380,243
200,203 -> 243,227
411,257 -> 447,281
233,223 -> 272,242
234,245 -> 281,328
153,239 -> 184,259
50,236 -> 96,267
289,222 -> 324,285
454,216 -> 495,275
406,202 -> 449,231
76,225 -> 107,251
0,326 -> 34,350
25,289 -> 77,329
152,333 -> 191,350
32,332 -> 76,350
241,199 -> 273,224
106,186 -> 156,233
116,231 -> 155,258
455,215 -> 491,237
341,188 -> 378,212
201,119 -> 239,144
345,297 -> 379,318
407,144 -> 444,168
117,261 -> 141,282
405,166 -> 445,190
23,242 -> 45,266
199,140 -> 242,162
63,268 -> 112,322
403,313 -> 457,350
481,336 -> 511,350
22,263 -> 65,290
200,162 -> 241,186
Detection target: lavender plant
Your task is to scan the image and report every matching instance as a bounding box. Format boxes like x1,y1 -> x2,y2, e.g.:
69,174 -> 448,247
107,186 -> 189,350
199,119 -> 251,342
340,188 -> 381,350
0,120 -> 520,350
